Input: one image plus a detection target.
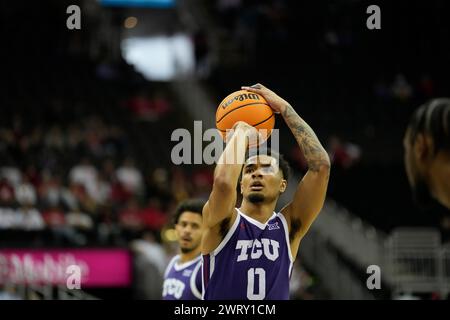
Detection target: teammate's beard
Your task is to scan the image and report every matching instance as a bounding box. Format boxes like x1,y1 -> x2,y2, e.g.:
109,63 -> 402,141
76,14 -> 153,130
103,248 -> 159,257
180,243 -> 199,254
248,193 -> 265,203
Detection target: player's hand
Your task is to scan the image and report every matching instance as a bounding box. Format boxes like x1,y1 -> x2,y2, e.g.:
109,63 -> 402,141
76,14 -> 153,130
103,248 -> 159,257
241,83 -> 290,114
230,121 -> 262,144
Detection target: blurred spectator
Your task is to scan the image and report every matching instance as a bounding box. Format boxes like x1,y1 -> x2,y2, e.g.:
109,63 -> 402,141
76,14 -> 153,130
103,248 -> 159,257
41,205 -> 66,228
69,182 -> 97,214
140,197 -> 168,231
146,168 -> 173,208
66,208 -> 94,231
94,172 -> 112,205
16,180 -> 44,231
41,205 -> 82,246
131,229 -> 168,274
171,167 -> 190,202
69,157 -> 99,201
19,208 -> 45,231
15,180 -> 37,207
116,157 -> 144,196
119,198 -> 144,231
0,178 -> 15,207
118,197 -> 168,232
131,230 -> 167,299
191,168 -> 213,200
24,164 -> 41,189
0,166 -> 22,187
327,135 -> 361,169
124,90 -> 171,122
110,179 -> 132,205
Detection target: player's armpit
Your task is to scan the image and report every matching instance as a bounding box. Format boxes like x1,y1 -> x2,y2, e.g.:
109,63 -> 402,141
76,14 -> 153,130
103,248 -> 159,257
201,207 -> 237,254
281,163 -> 330,255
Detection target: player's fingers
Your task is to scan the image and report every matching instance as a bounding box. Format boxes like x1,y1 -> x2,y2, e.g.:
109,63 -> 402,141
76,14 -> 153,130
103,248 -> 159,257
243,82 -> 263,89
241,85 -> 258,92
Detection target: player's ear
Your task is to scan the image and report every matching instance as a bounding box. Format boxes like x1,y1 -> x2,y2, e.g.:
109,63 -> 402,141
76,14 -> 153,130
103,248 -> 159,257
279,179 -> 287,194
240,180 -> 244,194
414,133 -> 434,162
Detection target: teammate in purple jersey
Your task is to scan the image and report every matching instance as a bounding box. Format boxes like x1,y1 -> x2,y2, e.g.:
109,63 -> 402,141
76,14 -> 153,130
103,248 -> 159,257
163,199 -> 205,300
202,84 -> 331,300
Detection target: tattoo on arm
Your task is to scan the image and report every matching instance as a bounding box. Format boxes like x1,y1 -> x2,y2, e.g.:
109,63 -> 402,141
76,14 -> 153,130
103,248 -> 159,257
281,105 -> 330,172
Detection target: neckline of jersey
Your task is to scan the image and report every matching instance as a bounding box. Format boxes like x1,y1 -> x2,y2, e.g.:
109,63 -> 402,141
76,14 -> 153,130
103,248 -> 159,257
173,254 -> 202,271
236,208 -> 277,230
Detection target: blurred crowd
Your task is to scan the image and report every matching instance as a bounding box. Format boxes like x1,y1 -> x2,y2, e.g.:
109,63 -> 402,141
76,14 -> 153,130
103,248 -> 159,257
0,112 -> 214,247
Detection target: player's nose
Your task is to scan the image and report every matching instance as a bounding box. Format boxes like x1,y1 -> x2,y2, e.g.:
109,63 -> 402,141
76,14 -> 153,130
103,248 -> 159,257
251,169 -> 263,178
183,226 -> 192,234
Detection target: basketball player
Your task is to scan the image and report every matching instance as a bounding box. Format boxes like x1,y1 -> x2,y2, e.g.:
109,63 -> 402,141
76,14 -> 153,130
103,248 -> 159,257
201,83 -> 331,300
404,98 -> 450,210
163,199 -> 205,300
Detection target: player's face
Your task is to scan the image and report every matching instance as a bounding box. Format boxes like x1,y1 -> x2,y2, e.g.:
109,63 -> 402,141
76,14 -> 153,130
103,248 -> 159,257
175,212 -> 203,253
240,155 -> 287,203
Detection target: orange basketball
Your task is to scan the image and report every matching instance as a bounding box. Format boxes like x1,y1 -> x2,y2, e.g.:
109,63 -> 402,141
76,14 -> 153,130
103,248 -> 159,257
216,90 -> 275,144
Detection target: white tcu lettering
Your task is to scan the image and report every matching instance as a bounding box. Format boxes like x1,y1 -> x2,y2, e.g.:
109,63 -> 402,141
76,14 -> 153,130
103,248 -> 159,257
236,239 -> 280,262
236,240 -> 253,261
261,239 -> 280,261
163,278 -> 185,299
250,239 -> 263,259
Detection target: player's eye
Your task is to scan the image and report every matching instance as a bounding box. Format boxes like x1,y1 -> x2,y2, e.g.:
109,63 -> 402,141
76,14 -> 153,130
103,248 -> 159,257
260,166 -> 275,174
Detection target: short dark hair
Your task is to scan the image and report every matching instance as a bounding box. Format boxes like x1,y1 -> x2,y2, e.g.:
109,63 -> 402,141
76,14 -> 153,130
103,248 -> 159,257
173,199 -> 205,225
244,148 -> 291,182
408,98 -> 450,154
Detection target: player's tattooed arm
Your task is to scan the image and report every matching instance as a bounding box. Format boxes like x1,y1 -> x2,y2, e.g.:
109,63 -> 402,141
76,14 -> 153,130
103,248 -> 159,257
242,83 -> 330,253
281,104 -> 330,172
280,104 -> 330,243
242,83 -> 330,172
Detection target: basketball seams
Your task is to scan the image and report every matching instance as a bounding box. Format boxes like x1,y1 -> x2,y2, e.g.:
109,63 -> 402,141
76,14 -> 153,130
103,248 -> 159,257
252,113 -> 275,128
216,102 -> 272,125
216,111 -> 275,131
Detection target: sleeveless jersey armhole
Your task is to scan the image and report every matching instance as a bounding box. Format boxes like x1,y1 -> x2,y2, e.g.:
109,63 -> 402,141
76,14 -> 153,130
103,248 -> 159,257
164,255 -> 179,278
190,260 -> 203,300
277,213 -> 294,263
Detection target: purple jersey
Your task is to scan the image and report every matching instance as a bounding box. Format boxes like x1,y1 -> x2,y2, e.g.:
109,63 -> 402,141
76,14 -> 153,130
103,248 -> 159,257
163,255 -> 202,300
202,209 -> 294,300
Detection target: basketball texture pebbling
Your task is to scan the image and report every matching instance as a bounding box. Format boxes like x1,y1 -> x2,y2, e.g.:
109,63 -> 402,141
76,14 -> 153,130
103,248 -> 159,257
216,90 -> 275,145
